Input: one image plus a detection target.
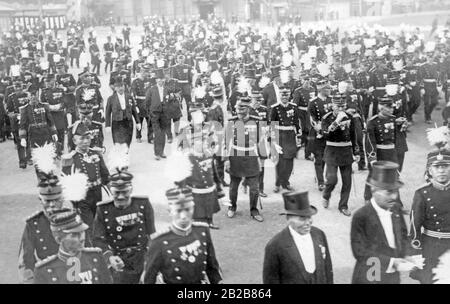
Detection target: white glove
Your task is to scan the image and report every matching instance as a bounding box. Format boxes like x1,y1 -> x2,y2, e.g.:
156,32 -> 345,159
354,155 -> 361,163
136,123 -> 142,131
98,109 -> 104,118
20,138 -> 26,147
109,256 -> 125,272
274,144 -> 283,154
336,111 -> 347,123
52,134 -> 58,142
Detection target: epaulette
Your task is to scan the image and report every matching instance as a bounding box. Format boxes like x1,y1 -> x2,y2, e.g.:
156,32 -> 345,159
92,121 -> 102,126
35,254 -> 57,268
289,102 -> 296,106
132,195 -> 149,200
150,227 -> 171,240
18,104 -> 28,110
258,105 -> 267,109
82,247 -> 102,253
250,115 -> 261,120
271,103 -> 279,108
26,210 -> 43,222
228,116 -> 238,121
192,221 -> 209,228
368,114 -> 378,121
96,199 -> 113,206
322,111 -> 333,119
417,182 -> 431,190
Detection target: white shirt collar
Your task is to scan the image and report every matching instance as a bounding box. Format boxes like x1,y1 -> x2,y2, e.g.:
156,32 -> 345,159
371,199 -> 392,216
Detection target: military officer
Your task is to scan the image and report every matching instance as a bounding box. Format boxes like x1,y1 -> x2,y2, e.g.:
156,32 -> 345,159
131,64 -> 153,143
353,60 -> 372,120
142,186 -> 222,284
364,97 -> 399,203
19,91 -> 58,150
45,35 -> 58,74
33,208 -> 113,284
104,36 -> 115,74
109,59 -> 132,92
224,95 -> 264,222
308,80 -> 332,191
369,56 -> 389,116
270,85 -> 301,192
419,53 -> 439,124
61,123 -> 110,232
410,149 -> 450,284
321,94 -> 359,217
67,102 -> 104,152
75,70 -> 104,123
55,62 -> 77,126
93,170 -> 156,284
6,81 -> 31,168
41,74 -> 66,155
171,54 -> 193,120
18,173 -> 62,283
404,55 -> 421,123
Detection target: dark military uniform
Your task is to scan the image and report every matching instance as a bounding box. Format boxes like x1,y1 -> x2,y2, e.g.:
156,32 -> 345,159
45,40 -> 58,73
41,87 -> 66,153
93,196 -> 156,284
251,104 -> 270,192
392,95 -> 409,171
344,92 -> 366,169
62,149 -> 110,230
404,64 -> 421,122
143,222 -> 222,284
104,41 -> 115,74
293,86 -> 315,158
171,63 -> 193,118
410,182 -> 450,284
308,96 -> 332,188
18,211 -> 59,283
56,73 -> 77,124
33,248 -> 112,284
131,76 -> 153,142
369,68 -> 389,113
6,90 -> 30,166
353,70 -> 371,120
270,102 -> 300,189
110,69 -> 132,91
67,120 -> 104,152
321,111 -> 358,211
419,62 -> 439,122
19,101 -> 57,148
75,84 -> 103,123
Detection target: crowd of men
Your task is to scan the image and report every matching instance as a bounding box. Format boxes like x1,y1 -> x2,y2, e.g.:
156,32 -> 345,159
2,14 -> 450,284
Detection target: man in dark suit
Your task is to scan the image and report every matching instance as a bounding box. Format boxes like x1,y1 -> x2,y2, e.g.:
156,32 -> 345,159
351,161 -> 416,284
263,191 -> 333,284
262,76 -> 281,111
146,69 -> 170,160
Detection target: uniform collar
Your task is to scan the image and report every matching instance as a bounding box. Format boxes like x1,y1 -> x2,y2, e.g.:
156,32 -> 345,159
57,248 -> 81,263
171,223 -> 192,236
431,180 -> 450,191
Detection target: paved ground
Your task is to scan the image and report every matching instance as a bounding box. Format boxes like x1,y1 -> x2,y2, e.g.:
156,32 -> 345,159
0,18 -> 445,283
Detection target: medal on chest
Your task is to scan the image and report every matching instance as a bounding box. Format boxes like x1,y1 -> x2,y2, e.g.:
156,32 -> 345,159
179,240 -> 202,263
115,212 -> 143,227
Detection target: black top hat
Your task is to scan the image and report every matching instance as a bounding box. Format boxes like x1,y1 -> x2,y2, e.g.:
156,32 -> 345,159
378,96 -> 393,106
109,171 -> 133,189
72,122 -> 91,136
366,161 -> 404,190
77,102 -> 94,115
155,68 -> 165,79
280,191 -> 318,217
166,186 -> 194,207
49,208 -> 89,233
427,149 -> 450,167
331,94 -> 346,105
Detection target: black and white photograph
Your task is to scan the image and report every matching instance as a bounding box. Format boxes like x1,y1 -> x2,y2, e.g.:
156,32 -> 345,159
0,0 -> 450,288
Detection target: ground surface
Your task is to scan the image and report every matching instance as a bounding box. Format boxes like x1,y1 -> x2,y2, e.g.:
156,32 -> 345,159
0,15 -> 445,283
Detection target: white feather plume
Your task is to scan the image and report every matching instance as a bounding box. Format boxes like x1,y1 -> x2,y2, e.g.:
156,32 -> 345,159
107,144 -> 130,172
32,143 -> 57,174
427,126 -> 450,149
210,71 -> 223,85
199,61 -> 209,73
280,69 -> 290,84
237,77 -> 251,95
195,86 -> 206,99
282,52 -> 293,67
317,63 -> 330,77
60,172 -> 88,202
259,75 -> 270,89
433,250 -> 450,284
164,150 -> 193,184
385,84 -> 398,96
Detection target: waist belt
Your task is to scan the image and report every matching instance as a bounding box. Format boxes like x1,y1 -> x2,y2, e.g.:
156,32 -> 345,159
326,141 -> 352,147
298,106 -> 308,111
231,144 -> 257,152
87,179 -> 102,188
92,105 -> 100,109
375,87 -> 386,90
192,185 -> 216,194
424,229 -> 450,239
423,79 -> 436,83
135,96 -> 146,100
177,80 -> 189,84
376,144 -> 395,149
275,125 -> 295,131
30,123 -> 48,128
115,244 -> 146,254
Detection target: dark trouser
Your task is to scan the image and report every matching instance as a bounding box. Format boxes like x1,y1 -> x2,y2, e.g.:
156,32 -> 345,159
124,35 -> 131,46
397,151 -> 405,172
407,88 -> 421,121
70,56 -> 80,68
229,175 -> 260,215
359,93 -> 371,120
113,249 -> 145,284
424,93 -> 438,121
92,63 -> 100,75
0,114 -> 6,140
105,61 -> 114,74
13,130 -> 28,166
182,93 -> 192,121
214,154 -> 225,183
414,235 -> 450,284
364,148 -> 398,200
166,118 -> 180,140
56,129 -> 65,156
313,147 -> 325,185
150,111 -> 169,156
259,160 -> 265,191
275,157 -> 294,188
112,119 -> 134,147
354,117 -> 366,169
299,110 -> 311,158
323,164 -> 352,211
72,186 -> 102,238
136,116 -> 153,141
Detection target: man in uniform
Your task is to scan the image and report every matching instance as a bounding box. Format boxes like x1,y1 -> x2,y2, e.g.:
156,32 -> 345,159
224,95 -> 264,222
6,81 -> 31,168
67,102 -> 104,152
33,208 -> 113,284
131,63 -> 153,143
321,95 -> 359,217
61,123 -> 110,233
364,97 -> 399,203
142,186 -> 222,284
56,62 -> 77,126
18,173 -> 62,283
171,55 -> 193,121
41,74 -> 66,155
410,148 -> 450,284
93,169 -> 156,284
308,80 -> 332,191
270,85 -> 301,192
404,54 -> 421,123
75,70 -> 104,123
45,35 -> 58,74
104,36 -> 115,74
419,53 -> 439,124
